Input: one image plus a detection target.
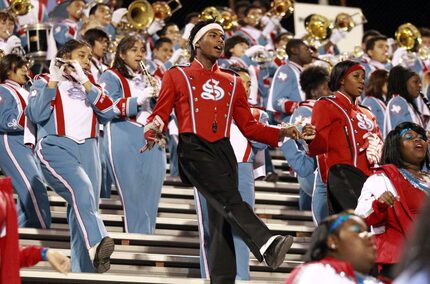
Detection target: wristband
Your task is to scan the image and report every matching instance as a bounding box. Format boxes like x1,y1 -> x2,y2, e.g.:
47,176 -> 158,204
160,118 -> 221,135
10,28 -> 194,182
41,247 -> 48,261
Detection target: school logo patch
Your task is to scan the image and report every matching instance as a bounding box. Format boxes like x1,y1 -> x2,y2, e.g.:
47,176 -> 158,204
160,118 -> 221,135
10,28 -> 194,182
67,86 -> 86,100
277,72 -> 287,81
356,113 -> 374,131
200,79 -> 225,101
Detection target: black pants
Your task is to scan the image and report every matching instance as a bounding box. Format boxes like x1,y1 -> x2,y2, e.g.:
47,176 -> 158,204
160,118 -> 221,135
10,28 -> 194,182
178,134 -> 273,284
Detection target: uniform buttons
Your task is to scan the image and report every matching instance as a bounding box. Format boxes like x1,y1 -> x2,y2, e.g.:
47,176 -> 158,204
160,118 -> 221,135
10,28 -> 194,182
214,107 -> 217,111
354,130 -> 358,134
192,86 -> 196,90
224,114 -> 227,118
189,76 -> 193,80
351,118 -> 355,121
356,142 -> 360,146
195,108 -> 199,112
194,97 -> 198,102
228,91 -> 232,95
229,82 -> 233,86
226,103 -> 229,107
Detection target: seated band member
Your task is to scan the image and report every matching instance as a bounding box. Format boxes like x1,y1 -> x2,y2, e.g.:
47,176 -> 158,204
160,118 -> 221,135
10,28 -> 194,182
26,39 -> 116,273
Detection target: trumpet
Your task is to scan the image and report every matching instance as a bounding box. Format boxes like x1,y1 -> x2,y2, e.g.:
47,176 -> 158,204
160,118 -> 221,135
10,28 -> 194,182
268,0 -> 295,18
334,12 -> 367,32
139,61 -> 159,97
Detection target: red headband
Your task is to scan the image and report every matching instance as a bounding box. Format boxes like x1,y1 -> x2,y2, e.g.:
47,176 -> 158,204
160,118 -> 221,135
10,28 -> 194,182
338,64 -> 365,89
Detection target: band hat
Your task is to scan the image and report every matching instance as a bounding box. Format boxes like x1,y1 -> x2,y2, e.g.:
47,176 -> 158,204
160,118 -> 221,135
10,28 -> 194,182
192,23 -> 224,48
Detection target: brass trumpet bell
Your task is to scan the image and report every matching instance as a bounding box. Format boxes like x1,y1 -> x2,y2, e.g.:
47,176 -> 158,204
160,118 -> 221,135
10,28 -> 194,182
395,23 -> 421,51
270,0 -> 294,18
152,0 -> 182,20
127,0 -> 154,30
220,7 -> 238,31
8,0 -> 32,16
334,12 -> 367,32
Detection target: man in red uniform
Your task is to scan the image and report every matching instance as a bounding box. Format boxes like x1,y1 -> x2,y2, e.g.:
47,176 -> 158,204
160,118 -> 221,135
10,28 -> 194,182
143,20 -> 298,284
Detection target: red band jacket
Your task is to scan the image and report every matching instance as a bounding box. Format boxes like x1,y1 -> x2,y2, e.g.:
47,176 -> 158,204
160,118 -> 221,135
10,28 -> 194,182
308,91 -> 382,183
147,60 -> 280,147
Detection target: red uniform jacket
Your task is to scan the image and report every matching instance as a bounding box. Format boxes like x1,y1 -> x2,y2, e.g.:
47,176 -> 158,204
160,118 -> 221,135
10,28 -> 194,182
308,91 -> 381,182
0,177 -> 43,284
286,256 -> 391,283
365,165 -> 427,265
147,60 -> 280,147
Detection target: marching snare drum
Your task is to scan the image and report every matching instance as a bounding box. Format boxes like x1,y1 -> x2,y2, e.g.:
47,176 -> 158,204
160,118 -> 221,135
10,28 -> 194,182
24,23 -> 52,59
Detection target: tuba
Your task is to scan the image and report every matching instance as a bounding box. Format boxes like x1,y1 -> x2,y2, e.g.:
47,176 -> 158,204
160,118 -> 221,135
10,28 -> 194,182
199,6 -> 222,22
199,6 -> 238,31
127,0 -> 154,30
334,12 -> 367,32
395,23 -> 421,51
303,14 -> 332,48
7,0 -> 32,16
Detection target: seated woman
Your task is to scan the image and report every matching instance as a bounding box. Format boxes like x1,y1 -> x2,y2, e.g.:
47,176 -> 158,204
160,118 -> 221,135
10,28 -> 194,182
355,121 -> 430,278
394,197 -> 430,284
286,211 -> 388,283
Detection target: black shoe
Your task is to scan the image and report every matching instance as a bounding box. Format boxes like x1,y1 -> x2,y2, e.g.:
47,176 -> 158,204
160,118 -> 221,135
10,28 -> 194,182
264,235 -> 294,270
264,172 -> 279,182
93,236 -> 115,273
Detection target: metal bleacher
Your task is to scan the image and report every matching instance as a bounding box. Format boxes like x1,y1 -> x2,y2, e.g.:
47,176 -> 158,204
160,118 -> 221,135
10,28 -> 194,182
18,149 -> 316,283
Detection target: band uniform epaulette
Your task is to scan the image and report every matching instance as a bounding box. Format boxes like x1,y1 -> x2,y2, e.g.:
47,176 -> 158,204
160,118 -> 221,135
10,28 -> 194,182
358,104 -> 371,111
170,63 -> 190,69
317,95 -> 336,101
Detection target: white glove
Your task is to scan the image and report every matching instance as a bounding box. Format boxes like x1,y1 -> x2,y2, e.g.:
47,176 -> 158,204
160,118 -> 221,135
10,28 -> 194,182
182,23 -> 195,40
260,15 -> 271,26
169,48 -> 184,65
69,60 -> 89,84
329,29 -> 347,45
5,35 -> 22,54
140,115 -> 166,152
147,20 -> 165,36
245,45 -> 266,57
137,86 -> 154,106
49,59 -> 66,82
270,15 -> 283,27
363,132 -> 383,166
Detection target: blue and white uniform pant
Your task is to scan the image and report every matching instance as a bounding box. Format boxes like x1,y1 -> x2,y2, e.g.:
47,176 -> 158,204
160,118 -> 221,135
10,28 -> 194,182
105,121 -> 166,234
0,133 -> 50,228
195,162 -> 255,281
36,136 -> 107,272
311,169 -> 328,225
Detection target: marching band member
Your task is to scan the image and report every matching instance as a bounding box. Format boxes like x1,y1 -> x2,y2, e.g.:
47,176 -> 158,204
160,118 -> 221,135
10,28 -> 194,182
234,5 -> 277,48
143,19 -> 297,284
53,0 -> 85,47
99,35 -> 166,234
281,66 -> 331,220
362,35 -> 392,81
0,11 -> 23,55
86,3 -> 115,40
303,60 -> 383,185
363,69 -> 389,136
384,66 -> 425,137
267,39 -> 313,123
0,54 -> 51,228
26,39 -> 116,273
152,37 -> 173,80
195,66 -> 268,281
82,28 -> 109,81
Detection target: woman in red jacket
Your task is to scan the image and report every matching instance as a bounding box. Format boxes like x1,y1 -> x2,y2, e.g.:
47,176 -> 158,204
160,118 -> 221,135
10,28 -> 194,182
0,177 -> 70,283
355,121 -> 430,278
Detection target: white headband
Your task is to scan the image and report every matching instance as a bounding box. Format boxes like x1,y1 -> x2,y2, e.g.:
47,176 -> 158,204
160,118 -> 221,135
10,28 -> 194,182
192,23 -> 224,48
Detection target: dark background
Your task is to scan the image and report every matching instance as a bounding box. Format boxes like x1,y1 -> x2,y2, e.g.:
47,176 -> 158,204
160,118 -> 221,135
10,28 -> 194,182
122,0 -> 430,38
